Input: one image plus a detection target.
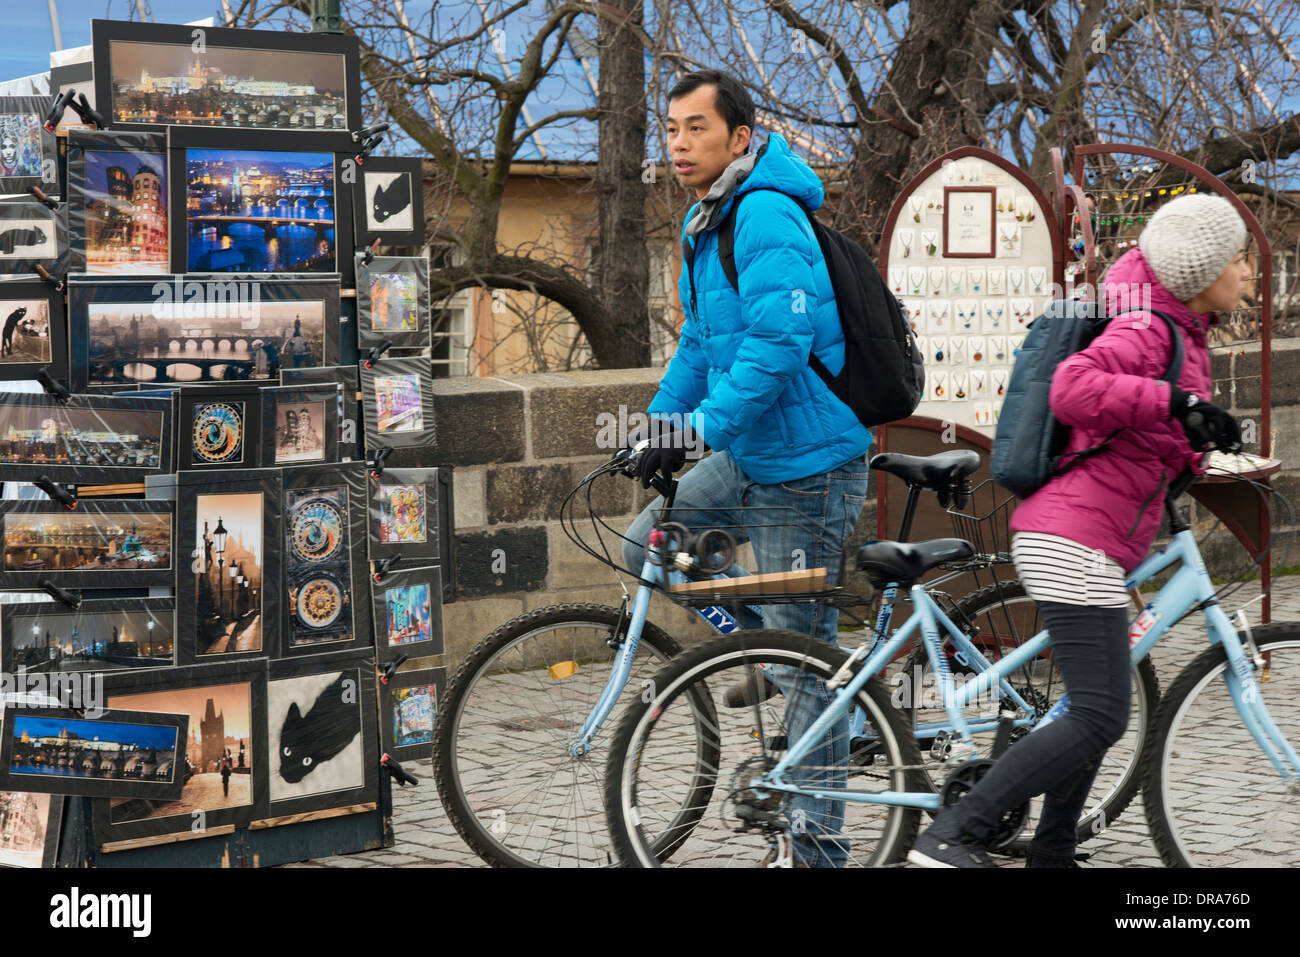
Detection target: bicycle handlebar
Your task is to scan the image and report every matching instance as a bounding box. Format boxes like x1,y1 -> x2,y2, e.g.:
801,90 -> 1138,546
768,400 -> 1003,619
609,445 -> 677,504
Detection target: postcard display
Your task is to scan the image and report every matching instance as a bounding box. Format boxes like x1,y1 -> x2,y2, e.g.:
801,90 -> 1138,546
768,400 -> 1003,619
880,151 -> 1063,437
0,18 -> 448,868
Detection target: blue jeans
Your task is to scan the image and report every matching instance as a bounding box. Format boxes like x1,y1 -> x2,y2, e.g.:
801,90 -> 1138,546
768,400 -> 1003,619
623,449 -> 869,866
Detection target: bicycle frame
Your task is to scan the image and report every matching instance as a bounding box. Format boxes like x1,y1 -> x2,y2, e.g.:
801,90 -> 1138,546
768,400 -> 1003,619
761,525 -> 1300,810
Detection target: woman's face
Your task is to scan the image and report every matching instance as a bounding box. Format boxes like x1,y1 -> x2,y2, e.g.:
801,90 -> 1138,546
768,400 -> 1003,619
1187,249 -> 1251,314
0,137 -> 16,167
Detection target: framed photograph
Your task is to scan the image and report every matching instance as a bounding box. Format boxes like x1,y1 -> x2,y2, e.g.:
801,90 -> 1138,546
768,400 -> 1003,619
366,467 -> 443,564
261,383 -> 339,467
379,665 -> 444,763
68,275 -> 341,392
0,96 -> 58,196
168,128 -> 353,277
0,706 -> 188,801
0,499 -> 173,589
943,186 -> 997,258
1,598 -> 175,672
0,391 -> 173,486
282,464 -> 371,656
0,791 -> 63,867
359,356 -> 434,450
66,131 -> 169,275
48,60 -> 96,135
279,365 -> 359,462
350,157 -> 424,247
259,649 -> 377,820
0,279 -> 67,383
94,657 -> 268,847
0,200 -> 65,277
356,254 -> 430,349
371,564 -> 444,663
178,386 -> 262,470
176,469 -> 281,663
93,19 -> 360,148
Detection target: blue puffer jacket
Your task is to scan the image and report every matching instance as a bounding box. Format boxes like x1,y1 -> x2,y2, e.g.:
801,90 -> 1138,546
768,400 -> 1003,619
649,132 -> 871,484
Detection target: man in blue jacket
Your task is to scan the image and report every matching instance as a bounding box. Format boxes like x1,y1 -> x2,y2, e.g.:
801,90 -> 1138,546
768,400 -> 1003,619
622,70 -> 871,867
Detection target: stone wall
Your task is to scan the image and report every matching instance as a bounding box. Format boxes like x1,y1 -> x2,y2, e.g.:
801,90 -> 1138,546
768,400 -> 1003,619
434,339 -> 1300,670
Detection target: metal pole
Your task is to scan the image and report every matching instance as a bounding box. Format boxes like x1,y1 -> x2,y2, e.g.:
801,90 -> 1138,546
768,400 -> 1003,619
311,0 -> 343,34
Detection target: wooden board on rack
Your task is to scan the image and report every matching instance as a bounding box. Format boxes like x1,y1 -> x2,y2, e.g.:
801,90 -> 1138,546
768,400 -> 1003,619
668,567 -> 828,596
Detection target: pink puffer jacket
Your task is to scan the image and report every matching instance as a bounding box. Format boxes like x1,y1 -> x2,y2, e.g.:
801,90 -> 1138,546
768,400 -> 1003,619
1008,248 -> 1212,573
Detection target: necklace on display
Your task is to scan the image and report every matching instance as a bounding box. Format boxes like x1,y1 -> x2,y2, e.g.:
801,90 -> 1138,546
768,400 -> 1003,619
900,233 -> 914,258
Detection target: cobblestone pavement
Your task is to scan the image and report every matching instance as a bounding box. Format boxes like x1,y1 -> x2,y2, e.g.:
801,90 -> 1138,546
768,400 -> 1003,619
284,575 -> 1300,868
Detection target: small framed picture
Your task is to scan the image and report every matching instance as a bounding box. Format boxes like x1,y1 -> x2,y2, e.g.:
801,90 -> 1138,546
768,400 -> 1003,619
371,563 -> 444,663
0,96 -> 58,197
0,279 -> 67,383
279,364 -> 359,462
359,356 -> 434,450
261,383 -> 340,467
179,386 -> 262,470
1,597 -> 176,672
0,200 -> 65,277
351,156 -> 423,247
48,60 -> 96,135
0,707 -> 188,801
943,186 -> 996,258
366,467 -> 444,565
379,665 -> 445,763
0,791 -> 63,868
356,254 -> 430,349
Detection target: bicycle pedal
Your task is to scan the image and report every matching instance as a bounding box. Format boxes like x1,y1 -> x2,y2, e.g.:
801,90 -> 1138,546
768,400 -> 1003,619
929,731 -> 952,761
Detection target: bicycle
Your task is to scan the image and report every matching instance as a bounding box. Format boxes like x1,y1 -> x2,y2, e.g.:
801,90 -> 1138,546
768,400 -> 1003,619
432,444 -> 1044,867
604,467 -> 1298,867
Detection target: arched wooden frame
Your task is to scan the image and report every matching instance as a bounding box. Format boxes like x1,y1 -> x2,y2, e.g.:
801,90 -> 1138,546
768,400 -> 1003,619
876,147 -> 1064,540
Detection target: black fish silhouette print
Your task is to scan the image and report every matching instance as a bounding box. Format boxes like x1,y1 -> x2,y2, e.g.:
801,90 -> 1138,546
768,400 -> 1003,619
278,673 -> 360,783
370,175 -> 410,224
0,228 -> 45,255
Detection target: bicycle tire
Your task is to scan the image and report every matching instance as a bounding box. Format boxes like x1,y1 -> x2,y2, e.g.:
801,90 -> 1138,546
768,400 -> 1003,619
1142,623 -> 1300,867
605,629 -> 927,868
897,579 -> 1159,852
432,602 -> 714,867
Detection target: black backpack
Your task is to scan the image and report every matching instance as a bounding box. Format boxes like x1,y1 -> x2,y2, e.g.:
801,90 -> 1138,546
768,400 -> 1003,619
682,187 -> 924,429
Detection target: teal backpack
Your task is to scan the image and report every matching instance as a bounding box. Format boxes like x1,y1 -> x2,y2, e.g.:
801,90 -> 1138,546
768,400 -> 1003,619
991,299 -> 1183,499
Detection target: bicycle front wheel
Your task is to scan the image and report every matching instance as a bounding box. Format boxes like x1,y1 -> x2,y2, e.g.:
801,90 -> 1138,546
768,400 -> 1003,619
432,602 -> 713,867
1143,623 -> 1300,866
605,630 -> 926,868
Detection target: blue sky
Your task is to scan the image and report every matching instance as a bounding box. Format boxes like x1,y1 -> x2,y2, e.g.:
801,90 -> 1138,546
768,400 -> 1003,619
13,714 -> 178,751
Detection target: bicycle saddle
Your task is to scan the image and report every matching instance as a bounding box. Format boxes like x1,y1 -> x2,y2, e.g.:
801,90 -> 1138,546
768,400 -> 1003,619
868,450 -> 980,491
855,538 -> 975,586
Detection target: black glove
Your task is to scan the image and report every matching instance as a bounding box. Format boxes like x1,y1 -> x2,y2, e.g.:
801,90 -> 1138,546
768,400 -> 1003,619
635,423 -> 696,489
1169,386 -> 1243,453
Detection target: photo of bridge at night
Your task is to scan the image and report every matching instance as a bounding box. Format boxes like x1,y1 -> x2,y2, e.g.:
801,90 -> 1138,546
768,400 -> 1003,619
0,403 -> 163,470
5,605 -> 174,672
185,148 -> 336,273
109,40 -> 348,132
8,714 -> 179,784
3,509 -> 171,575
87,297 -> 326,386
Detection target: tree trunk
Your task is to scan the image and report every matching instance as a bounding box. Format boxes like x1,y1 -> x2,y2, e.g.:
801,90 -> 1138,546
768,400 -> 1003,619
593,0 -> 651,367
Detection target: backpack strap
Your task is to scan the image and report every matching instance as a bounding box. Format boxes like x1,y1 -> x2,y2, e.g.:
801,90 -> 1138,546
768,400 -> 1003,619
1051,309 -> 1187,476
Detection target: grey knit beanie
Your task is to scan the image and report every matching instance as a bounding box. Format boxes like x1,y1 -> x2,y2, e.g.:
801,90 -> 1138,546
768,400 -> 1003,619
1138,193 -> 1247,302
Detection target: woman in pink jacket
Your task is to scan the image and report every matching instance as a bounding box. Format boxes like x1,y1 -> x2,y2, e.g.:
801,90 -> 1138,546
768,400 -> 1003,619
910,193 -> 1250,868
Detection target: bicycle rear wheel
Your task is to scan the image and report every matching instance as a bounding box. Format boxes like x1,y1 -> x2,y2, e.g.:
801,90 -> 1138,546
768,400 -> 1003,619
898,580 -> 1157,852
432,602 -> 715,867
1143,624 -> 1300,866
605,630 -> 926,868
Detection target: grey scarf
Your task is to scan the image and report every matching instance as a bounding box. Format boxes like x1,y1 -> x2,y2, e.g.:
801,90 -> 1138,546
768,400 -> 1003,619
683,150 -> 759,238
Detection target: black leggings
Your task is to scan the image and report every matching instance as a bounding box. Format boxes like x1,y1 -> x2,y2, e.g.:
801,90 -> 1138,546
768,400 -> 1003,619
946,602 -> 1131,859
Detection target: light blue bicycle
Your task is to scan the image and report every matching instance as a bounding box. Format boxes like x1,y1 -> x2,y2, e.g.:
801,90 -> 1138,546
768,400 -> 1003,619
605,467 -> 1300,867
432,446 -> 1146,866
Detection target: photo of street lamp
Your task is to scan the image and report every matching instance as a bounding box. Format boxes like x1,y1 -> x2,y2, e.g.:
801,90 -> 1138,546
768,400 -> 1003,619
191,492 -> 264,657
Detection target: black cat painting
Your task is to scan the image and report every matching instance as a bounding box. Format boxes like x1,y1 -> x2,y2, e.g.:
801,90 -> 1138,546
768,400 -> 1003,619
0,227 -> 46,256
369,173 -> 411,227
269,670 -> 365,801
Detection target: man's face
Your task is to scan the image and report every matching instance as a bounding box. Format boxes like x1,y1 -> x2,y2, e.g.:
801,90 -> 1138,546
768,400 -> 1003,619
666,85 -> 750,199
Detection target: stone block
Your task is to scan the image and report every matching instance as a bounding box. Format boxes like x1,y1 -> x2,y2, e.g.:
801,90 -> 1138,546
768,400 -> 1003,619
526,368 -> 665,459
430,377 -> 526,465
453,468 -> 486,529
454,526 -> 548,597
486,463 -> 571,525
440,595 -> 526,669
1235,341 -> 1300,410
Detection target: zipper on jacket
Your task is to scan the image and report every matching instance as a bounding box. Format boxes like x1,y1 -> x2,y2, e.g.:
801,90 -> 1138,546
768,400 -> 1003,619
1126,469 -> 1168,538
